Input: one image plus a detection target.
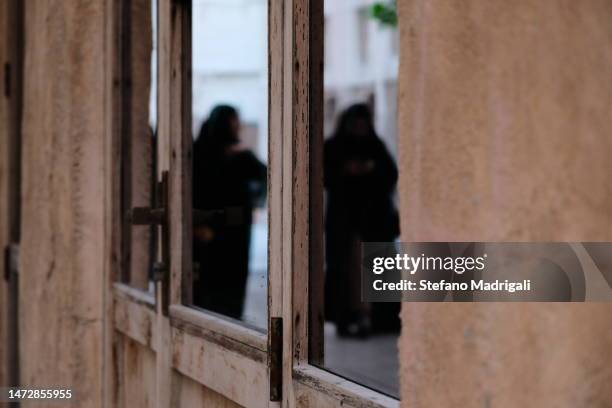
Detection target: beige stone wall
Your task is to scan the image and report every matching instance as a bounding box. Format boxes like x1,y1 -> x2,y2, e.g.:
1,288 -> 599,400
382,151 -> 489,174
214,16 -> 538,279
20,1 -> 107,405
397,1 -> 612,407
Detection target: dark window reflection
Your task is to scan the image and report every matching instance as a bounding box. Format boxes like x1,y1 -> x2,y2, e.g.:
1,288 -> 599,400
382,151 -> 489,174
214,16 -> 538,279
319,0 -> 400,398
324,104 -> 400,336
192,106 -> 267,320
190,0 -> 268,330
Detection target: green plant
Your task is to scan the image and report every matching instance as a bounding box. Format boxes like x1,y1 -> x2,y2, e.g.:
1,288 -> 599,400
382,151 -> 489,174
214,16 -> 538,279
370,1 -> 397,28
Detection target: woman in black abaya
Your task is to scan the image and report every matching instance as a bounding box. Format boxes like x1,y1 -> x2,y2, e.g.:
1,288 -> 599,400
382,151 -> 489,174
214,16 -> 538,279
324,103 -> 400,337
192,105 -> 267,320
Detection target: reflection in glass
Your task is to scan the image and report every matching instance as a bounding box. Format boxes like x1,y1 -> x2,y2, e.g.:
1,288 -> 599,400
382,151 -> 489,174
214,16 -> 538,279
121,0 -> 158,291
324,104 -> 399,335
319,0 -> 400,398
190,0 -> 268,331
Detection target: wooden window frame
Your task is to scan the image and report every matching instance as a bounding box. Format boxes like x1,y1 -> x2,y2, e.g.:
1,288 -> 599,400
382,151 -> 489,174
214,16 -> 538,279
274,1 -> 399,406
0,0 -> 24,390
116,0 -> 160,293
109,0 -> 399,406
160,1 -> 271,405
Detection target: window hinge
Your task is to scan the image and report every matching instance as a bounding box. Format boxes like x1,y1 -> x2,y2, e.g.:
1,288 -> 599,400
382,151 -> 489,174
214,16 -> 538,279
4,243 -> 19,282
269,317 -> 283,401
4,62 -> 11,98
127,170 -> 170,314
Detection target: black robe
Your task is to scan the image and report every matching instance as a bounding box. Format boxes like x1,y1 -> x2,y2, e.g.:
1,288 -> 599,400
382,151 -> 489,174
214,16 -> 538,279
192,147 -> 267,320
324,134 -> 400,331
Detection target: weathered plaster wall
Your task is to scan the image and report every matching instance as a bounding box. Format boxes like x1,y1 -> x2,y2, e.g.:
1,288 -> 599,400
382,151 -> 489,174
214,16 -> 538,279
20,1 -> 107,404
397,1 -> 612,407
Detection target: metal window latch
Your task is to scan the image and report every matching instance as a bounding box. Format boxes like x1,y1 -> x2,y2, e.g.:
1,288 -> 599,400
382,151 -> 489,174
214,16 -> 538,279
3,243 -> 19,282
269,317 -> 283,401
127,170 -> 170,314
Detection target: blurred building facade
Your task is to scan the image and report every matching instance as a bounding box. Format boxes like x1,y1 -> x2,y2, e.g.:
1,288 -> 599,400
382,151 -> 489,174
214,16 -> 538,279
324,0 -> 399,157
192,0 -> 268,160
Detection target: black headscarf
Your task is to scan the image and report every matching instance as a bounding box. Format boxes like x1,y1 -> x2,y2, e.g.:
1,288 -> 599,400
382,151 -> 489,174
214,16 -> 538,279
324,102 -> 398,202
329,103 -> 382,160
332,103 -> 376,140
194,104 -> 239,158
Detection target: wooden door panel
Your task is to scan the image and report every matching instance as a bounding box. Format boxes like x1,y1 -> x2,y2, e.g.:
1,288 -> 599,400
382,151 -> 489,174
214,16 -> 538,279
171,372 -> 242,408
170,327 -> 268,408
113,283 -> 157,350
116,335 -> 157,408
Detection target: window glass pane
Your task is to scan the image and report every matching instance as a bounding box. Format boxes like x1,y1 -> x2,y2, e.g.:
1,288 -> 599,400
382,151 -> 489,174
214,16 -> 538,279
190,0 -> 268,331
120,0 -> 158,292
317,0 -> 400,398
